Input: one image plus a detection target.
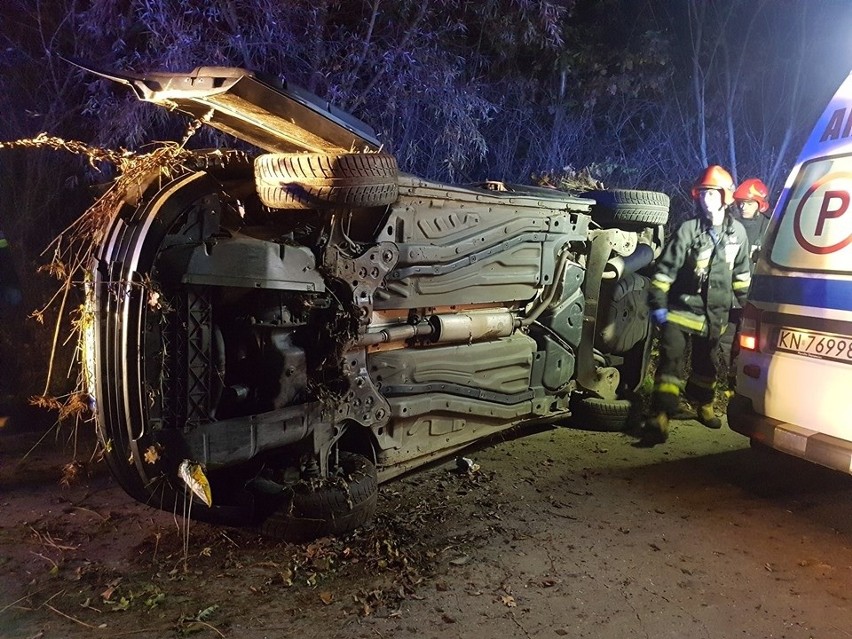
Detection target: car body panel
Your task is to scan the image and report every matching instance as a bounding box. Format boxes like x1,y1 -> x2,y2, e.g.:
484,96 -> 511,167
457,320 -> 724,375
71,59 -> 381,153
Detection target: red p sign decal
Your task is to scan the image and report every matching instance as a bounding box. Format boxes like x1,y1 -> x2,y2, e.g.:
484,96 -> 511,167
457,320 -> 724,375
794,174 -> 852,254
815,190 -> 850,235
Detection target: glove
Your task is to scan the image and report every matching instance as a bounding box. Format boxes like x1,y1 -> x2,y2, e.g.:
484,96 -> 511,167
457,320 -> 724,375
650,308 -> 668,326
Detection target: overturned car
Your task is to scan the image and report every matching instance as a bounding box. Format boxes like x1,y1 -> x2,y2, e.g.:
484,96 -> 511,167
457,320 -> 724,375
82,65 -> 669,539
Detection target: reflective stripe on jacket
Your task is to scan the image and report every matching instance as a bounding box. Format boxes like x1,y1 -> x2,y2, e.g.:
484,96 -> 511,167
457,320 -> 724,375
649,215 -> 750,338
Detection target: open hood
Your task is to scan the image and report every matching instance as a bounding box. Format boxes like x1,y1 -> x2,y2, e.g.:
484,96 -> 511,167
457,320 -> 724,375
72,59 -> 382,154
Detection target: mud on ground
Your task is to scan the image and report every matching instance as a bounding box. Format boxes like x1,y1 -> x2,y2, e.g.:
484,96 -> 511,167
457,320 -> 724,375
3,415 -> 852,639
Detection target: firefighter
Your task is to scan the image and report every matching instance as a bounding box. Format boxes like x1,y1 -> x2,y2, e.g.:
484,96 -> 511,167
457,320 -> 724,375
718,178 -> 771,389
641,165 -> 752,445
732,178 -> 771,258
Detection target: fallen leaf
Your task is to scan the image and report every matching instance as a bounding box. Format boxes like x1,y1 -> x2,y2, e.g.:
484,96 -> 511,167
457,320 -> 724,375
501,594 -> 517,608
101,578 -> 122,601
449,555 -> 470,566
314,556 -> 332,571
143,446 -> 159,464
107,596 -> 130,612
556,628 -> 569,636
319,591 -> 334,605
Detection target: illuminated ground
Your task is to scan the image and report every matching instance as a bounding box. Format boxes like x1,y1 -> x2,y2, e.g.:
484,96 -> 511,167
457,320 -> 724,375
2,415 -> 851,638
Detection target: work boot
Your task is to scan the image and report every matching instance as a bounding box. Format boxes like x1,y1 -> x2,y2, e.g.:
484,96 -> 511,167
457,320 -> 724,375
697,403 -> 722,429
639,412 -> 669,446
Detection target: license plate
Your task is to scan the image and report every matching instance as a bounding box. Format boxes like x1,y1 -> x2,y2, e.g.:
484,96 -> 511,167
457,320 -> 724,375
776,327 -> 852,364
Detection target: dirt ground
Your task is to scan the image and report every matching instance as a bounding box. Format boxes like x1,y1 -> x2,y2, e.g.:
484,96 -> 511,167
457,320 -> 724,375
3,412 -> 852,639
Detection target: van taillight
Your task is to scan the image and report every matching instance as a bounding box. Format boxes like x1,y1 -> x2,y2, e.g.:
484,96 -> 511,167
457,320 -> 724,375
739,302 -> 761,351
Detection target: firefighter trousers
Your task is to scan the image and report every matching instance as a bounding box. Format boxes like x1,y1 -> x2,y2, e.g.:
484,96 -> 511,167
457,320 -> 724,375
716,307 -> 742,382
650,321 -> 719,415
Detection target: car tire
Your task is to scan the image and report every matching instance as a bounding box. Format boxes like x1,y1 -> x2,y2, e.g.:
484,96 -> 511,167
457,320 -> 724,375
254,152 -> 399,209
569,396 -> 635,432
583,189 -> 670,228
597,273 -> 651,355
259,452 -> 378,541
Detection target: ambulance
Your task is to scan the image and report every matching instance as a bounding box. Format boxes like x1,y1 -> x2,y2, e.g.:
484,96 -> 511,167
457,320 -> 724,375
728,71 -> 852,472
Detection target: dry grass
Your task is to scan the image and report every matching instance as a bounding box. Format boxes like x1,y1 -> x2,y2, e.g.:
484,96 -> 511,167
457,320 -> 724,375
533,164 -> 605,193
0,122 -> 206,449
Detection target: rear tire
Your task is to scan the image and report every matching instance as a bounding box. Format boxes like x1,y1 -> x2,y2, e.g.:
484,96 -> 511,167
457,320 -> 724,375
254,152 -> 399,209
569,396 -> 634,432
583,189 -> 670,228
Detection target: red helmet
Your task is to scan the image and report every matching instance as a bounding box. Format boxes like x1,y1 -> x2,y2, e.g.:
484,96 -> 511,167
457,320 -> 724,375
733,178 -> 770,213
691,165 -> 735,205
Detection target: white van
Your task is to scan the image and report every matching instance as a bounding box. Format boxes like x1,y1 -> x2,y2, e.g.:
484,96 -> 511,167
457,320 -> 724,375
728,71 -> 852,472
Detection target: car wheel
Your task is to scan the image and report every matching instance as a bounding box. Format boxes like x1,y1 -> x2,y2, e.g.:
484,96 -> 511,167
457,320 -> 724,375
568,396 -> 635,432
259,451 -> 378,541
597,273 -> 651,354
254,152 -> 399,209
583,189 -> 670,228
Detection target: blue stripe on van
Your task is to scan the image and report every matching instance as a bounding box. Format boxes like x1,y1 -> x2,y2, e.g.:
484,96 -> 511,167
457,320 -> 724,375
749,275 -> 852,312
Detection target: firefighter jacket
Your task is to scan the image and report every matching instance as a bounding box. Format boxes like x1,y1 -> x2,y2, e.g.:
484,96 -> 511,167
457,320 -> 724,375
737,214 -> 768,271
649,215 -> 751,339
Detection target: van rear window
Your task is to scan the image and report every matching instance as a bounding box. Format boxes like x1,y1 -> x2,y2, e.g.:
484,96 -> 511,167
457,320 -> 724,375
770,153 -> 852,271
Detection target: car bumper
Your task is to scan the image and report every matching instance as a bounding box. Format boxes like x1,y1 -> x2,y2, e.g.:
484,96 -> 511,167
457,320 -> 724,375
728,393 -> 852,475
